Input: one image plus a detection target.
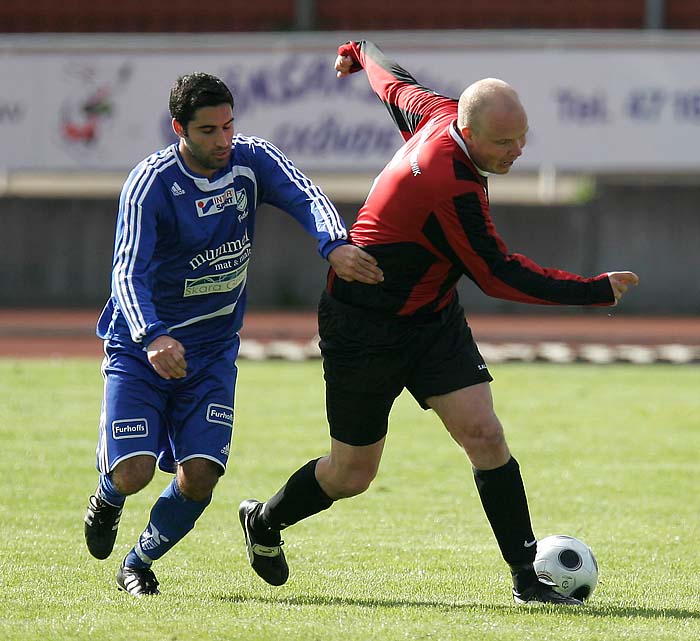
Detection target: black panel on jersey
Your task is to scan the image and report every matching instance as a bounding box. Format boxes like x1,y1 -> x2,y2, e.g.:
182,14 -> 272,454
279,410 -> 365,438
453,192 -> 491,243
421,212 -> 476,288
453,158 -> 483,184
382,100 -> 423,135
330,242 -> 438,314
453,193 -> 597,304
361,40 -> 422,87
412,264 -> 463,315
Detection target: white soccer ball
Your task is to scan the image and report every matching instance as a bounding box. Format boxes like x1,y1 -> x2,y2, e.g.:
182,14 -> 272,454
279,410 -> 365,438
534,534 -> 598,601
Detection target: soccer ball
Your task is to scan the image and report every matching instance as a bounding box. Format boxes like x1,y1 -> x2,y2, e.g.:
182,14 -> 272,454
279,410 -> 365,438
534,535 -> 598,601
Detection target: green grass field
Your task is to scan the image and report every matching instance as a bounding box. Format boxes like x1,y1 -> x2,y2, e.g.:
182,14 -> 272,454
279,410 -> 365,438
0,359 -> 698,641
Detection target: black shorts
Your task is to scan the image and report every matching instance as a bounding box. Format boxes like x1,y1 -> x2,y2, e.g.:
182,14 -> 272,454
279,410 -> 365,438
318,291 -> 493,446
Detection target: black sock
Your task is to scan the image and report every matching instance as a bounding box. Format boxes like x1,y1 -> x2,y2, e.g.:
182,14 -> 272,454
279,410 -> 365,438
259,458 -> 334,531
511,565 -> 538,593
473,457 -> 537,569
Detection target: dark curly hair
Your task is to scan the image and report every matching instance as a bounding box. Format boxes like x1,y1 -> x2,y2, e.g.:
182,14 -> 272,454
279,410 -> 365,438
169,73 -> 234,132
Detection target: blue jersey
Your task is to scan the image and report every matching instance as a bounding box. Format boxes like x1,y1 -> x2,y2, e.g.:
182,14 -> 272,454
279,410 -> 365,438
97,135 -> 348,352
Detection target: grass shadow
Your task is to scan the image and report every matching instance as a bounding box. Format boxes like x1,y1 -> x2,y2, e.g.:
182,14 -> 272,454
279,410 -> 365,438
216,593 -> 700,620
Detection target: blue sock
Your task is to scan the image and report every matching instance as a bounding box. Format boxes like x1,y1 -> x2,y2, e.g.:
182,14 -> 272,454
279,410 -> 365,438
124,477 -> 211,568
97,473 -> 126,508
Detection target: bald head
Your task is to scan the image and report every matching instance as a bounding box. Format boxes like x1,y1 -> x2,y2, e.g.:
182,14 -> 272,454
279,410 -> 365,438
457,78 -> 525,133
456,78 -> 528,174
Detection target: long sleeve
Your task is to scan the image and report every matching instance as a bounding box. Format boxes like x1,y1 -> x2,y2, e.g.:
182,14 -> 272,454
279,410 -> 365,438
338,40 -> 455,141
111,163 -> 169,346
253,136 -> 348,258
437,190 -> 614,306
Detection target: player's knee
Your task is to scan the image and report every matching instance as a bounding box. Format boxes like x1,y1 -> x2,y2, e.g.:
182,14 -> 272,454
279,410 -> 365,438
453,414 -> 505,454
327,468 -> 376,499
111,456 -> 156,495
178,476 -> 218,502
177,459 -> 221,501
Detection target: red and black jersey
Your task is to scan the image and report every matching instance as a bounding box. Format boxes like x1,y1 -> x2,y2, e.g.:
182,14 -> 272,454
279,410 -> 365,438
328,40 -> 615,316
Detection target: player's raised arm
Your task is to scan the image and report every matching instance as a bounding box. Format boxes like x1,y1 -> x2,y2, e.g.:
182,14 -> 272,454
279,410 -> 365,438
335,40 -> 454,140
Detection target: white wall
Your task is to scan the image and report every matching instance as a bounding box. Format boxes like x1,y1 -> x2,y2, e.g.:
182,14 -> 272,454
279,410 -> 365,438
2,31 -> 700,174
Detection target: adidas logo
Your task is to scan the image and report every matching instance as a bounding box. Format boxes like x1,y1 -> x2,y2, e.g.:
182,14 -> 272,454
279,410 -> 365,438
139,523 -> 170,552
171,182 -> 186,196
221,442 -> 230,456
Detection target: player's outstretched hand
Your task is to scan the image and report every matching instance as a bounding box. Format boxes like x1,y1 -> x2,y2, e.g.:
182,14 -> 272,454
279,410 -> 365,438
607,271 -> 639,305
335,55 -> 354,78
147,335 -> 187,379
328,244 -> 384,284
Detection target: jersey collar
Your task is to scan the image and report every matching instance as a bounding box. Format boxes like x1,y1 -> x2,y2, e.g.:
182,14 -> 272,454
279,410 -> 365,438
173,144 -> 235,192
449,121 -> 489,177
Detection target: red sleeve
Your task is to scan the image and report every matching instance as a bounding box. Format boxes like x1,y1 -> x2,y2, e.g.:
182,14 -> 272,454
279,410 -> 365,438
338,40 -> 456,142
439,191 -> 615,306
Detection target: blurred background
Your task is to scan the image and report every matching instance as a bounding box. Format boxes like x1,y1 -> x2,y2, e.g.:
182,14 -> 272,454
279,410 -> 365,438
0,1 -> 698,359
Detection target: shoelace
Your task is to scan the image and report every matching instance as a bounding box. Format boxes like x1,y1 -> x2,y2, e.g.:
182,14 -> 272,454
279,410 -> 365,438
88,495 -> 122,521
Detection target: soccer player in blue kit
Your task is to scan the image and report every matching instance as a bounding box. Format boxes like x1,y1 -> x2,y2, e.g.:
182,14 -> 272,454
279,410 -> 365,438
83,72 -> 383,596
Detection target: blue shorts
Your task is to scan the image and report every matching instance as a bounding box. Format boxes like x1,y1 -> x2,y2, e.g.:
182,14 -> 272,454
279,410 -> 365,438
95,338 -> 239,475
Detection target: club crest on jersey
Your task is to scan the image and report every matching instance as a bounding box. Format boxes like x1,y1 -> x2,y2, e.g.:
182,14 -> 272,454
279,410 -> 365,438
196,188 -> 248,218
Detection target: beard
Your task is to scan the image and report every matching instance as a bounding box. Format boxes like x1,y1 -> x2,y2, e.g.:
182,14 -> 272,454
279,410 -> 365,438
182,138 -> 231,174
196,148 -> 230,170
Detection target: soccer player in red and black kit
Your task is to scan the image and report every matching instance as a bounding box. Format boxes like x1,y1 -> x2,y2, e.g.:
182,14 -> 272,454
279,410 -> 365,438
239,41 -> 639,605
